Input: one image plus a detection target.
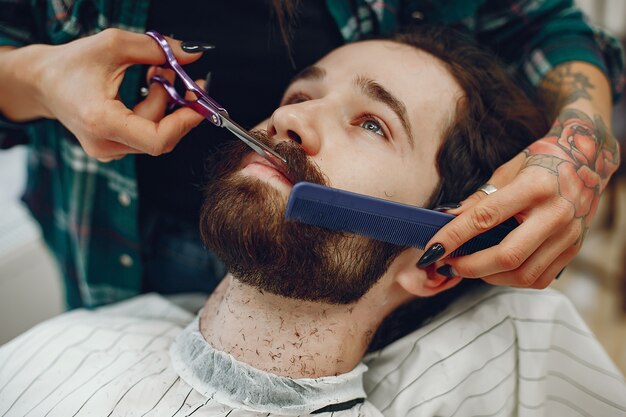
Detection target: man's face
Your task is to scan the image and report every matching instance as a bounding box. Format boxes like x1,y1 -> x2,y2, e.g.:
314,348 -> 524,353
200,40 -> 462,304
247,40 -> 462,204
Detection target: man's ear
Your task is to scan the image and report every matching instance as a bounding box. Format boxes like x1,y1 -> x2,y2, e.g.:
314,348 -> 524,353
393,249 -> 462,297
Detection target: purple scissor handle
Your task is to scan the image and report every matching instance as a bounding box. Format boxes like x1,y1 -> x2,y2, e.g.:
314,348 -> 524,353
145,30 -> 287,166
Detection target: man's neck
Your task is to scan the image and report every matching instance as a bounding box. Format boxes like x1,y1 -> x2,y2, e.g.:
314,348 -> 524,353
199,276 -> 395,378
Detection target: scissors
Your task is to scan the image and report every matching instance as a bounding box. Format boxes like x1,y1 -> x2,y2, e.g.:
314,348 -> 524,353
145,30 -> 288,168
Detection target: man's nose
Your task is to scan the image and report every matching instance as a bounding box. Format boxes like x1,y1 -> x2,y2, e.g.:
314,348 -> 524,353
267,103 -> 322,155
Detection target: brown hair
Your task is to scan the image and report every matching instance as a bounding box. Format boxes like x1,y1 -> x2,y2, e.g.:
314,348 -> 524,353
369,26 -> 550,350
393,26 -> 549,208
271,0 -> 300,58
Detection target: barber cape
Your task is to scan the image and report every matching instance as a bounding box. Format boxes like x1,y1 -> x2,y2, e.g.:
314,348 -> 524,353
0,287 -> 625,417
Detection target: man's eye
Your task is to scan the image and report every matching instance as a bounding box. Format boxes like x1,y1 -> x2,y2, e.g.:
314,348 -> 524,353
282,92 -> 310,105
359,117 -> 385,137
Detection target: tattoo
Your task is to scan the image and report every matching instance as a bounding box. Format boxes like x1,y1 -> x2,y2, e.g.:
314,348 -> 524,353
539,63 -> 594,118
523,109 -> 620,244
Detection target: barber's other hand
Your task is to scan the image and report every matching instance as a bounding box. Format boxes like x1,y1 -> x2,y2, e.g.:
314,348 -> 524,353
418,110 -> 620,288
6,28 -> 205,160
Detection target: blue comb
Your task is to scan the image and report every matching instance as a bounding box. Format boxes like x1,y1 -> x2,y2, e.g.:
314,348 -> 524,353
285,182 -> 517,257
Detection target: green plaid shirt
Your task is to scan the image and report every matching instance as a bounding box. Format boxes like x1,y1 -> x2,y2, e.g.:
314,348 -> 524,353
1,0 -> 624,309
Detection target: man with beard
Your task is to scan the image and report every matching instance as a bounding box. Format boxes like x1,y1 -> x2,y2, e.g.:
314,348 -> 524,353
1,28 -> 625,417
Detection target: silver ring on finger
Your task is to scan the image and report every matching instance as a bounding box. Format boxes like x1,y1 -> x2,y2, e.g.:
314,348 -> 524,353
478,183 -> 497,196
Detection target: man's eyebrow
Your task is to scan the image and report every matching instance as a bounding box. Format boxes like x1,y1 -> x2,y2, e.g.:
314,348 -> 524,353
290,66 -> 326,84
354,75 -> 414,147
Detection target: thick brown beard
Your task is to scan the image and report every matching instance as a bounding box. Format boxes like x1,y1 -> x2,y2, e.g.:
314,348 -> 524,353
199,134 -> 405,304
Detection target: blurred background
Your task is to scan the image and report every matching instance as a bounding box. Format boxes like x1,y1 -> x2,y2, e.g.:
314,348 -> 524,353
0,0 -> 625,373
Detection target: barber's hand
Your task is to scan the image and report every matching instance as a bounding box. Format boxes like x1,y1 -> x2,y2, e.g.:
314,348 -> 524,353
9,29 -> 206,161
419,109 -> 620,288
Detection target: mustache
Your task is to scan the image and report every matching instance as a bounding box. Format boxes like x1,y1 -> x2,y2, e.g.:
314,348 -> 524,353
218,130 -> 329,186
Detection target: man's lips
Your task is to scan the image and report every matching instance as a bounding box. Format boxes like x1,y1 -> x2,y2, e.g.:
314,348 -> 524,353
241,153 -> 294,186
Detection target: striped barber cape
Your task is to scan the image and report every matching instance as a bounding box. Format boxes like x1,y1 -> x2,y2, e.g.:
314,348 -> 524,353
0,287 -> 624,416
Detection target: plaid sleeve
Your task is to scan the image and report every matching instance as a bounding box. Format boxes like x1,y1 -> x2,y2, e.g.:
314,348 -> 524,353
475,0 -> 625,103
0,0 -> 40,148
0,0 -> 41,47
0,118 -> 29,149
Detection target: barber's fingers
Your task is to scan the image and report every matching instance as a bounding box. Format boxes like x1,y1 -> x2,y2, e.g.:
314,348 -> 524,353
419,153 -> 536,264
134,67 -> 176,122
438,206 -> 563,278
422,180 -> 533,263
100,29 -> 204,66
192,79 -> 206,91
102,99 -> 204,156
476,230 -> 580,288
92,141 -> 141,161
529,252 -> 574,289
442,199 -> 573,278
133,74 -> 205,124
97,154 -> 128,163
104,78 -> 206,155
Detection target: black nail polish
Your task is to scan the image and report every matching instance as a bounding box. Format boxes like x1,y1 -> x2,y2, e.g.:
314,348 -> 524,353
555,267 -> 566,280
436,264 -> 458,278
204,71 -> 212,93
417,243 -> 446,269
181,41 -> 216,53
432,203 -> 461,212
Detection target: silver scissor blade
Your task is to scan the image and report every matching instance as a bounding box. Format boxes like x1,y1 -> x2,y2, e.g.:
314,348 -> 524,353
219,113 -> 288,165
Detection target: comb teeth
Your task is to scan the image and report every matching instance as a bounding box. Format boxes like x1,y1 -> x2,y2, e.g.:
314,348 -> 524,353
285,182 -> 517,257
289,198 -> 438,249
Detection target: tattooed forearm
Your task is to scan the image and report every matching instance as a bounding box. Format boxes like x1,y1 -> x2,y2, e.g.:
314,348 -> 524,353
538,63 -> 595,118
523,109 -> 619,238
